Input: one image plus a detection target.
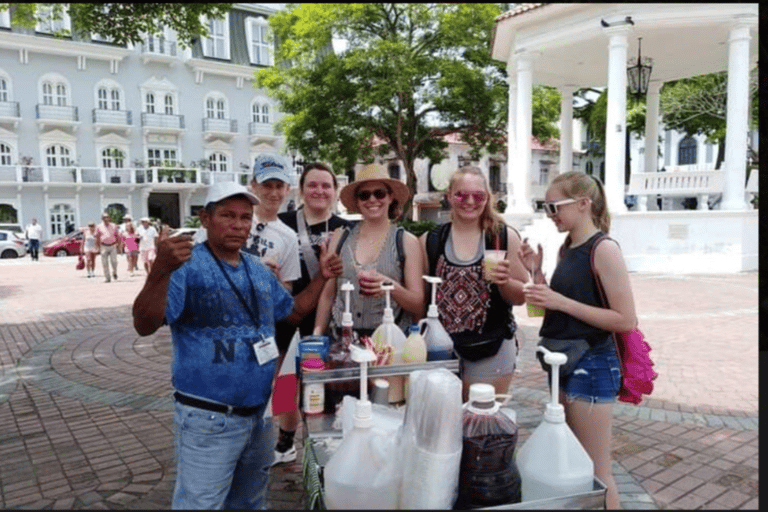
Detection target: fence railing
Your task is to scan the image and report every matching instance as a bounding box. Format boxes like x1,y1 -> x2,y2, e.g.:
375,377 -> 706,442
0,165 -> 251,186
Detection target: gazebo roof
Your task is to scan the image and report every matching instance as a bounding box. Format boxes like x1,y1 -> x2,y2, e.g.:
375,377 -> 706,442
491,3 -> 758,89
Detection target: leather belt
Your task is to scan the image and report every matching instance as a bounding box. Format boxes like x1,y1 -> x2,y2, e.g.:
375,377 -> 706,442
173,392 -> 262,417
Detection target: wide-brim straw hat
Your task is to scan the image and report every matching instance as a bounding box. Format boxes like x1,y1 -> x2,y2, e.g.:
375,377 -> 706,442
339,163 -> 410,213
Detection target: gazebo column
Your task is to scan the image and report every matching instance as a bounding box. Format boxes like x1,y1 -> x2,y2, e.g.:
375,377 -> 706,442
513,53 -> 534,213
558,86 -> 575,176
721,23 -> 753,211
602,26 -> 630,213
505,64 -> 525,212
638,80 -> 662,211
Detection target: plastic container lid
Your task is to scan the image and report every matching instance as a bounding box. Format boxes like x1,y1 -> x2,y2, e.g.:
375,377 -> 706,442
301,359 -> 327,372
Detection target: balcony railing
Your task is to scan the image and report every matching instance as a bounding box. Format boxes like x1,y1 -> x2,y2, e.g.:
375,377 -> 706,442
93,109 -> 132,126
248,122 -> 274,136
203,117 -> 237,133
36,104 -> 78,122
141,112 -> 184,130
0,101 -> 21,118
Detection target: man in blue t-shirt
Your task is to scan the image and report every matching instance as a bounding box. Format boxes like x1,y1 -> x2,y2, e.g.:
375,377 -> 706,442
132,181 -> 342,510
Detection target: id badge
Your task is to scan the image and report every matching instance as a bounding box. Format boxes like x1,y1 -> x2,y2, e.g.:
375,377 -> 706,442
253,336 -> 279,365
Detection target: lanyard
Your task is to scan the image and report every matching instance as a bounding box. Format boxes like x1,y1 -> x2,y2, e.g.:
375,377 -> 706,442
203,242 -> 260,326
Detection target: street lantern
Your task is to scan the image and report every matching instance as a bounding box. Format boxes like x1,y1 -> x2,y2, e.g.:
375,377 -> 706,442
627,38 -> 653,99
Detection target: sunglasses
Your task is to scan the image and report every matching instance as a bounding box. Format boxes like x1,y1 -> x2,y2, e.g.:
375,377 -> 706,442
357,189 -> 388,201
542,198 -> 580,215
452,190 -> 488,203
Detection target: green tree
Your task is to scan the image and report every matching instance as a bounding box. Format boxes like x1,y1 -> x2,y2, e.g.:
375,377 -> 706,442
660,68 -> 759,168
0,3 -> 232,47
256,3 -> 511,219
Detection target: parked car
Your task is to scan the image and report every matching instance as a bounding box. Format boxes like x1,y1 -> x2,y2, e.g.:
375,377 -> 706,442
43,230 -> 84,257
0,229 -> 27,258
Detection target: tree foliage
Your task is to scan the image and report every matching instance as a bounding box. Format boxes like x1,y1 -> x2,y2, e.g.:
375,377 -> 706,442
0,3 -> 232,47
256,3 -> 515,219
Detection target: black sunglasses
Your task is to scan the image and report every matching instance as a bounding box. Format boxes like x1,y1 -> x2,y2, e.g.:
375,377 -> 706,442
357,189 -> 388,201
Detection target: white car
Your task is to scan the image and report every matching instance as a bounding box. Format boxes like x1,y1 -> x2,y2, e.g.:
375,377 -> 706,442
0,229 -> 27,258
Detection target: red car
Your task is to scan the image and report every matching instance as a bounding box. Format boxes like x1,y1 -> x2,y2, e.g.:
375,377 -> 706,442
43,230 -> 84,257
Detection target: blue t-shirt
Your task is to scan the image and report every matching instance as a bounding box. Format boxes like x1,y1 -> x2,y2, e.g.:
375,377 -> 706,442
165,243 -> 294,407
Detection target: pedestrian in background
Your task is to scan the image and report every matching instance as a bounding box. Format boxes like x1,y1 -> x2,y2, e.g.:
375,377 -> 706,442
95,213 -> 121,282
25,218 -> 43,261
137,217 -> 158,274
119,214 -> 133,271
81,221 -> 98,278
123,221 -> 140,277
520,171 -> 637,509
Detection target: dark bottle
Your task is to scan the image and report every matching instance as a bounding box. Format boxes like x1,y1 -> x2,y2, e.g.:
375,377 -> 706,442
456,383 -> 521,508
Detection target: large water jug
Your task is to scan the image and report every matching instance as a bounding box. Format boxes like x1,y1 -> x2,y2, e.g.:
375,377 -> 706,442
516,346 -> 594,501
418,276 -> 455,361
456,383 -> 522,508
324,345 -> 400,509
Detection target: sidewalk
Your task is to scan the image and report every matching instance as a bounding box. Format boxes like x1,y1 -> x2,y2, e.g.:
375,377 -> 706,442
0,257 -> 758,509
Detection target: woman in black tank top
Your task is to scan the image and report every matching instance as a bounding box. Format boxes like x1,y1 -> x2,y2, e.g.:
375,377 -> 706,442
520,171 -> 637,510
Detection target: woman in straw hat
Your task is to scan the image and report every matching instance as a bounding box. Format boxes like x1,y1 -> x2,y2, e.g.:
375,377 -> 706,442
313,163 -> 425,338
420,166 -> 528,400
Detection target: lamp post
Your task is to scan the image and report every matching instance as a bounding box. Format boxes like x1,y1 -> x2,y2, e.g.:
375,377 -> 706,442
627,37 -> 653,99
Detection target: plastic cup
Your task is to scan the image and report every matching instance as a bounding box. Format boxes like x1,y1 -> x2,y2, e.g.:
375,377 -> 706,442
356,263 -> 377,296
482,250 -> 505,281
526,303 -> 545,317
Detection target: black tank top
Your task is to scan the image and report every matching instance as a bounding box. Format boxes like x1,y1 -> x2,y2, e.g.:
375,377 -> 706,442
539,231 -> 611,346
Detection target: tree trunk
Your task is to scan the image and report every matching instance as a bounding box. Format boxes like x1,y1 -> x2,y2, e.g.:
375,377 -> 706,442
402,158 -> 417,221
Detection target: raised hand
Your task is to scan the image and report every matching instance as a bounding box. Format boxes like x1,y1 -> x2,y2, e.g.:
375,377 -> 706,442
154,225 -> 193,273
318,237 -> 343,280
518,237 -> 543,278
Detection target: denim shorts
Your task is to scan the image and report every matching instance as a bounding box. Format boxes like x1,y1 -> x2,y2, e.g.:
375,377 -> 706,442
560,341 -> 622,404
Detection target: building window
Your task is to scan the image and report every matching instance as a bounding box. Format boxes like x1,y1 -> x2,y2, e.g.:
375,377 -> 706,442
101,148 -> 125,169
678,137 -> 697,165
0,143 -> 11,165
147,148 -> 177,167
246,17 -> 271,66
599,161 -> 605,183
388,163 -> 400,180
489,163 -> 501,191
45,145 -> 71,167
252,102 -> 270,124
0,8 -> 10,29
585,161 -> 593,176
98,88 -> 109,110
164,94 -> 174,115
538,165 -> 550,186
36,6 -> 71,34
202,15 -> 230,60
0,77 -> 8,102
49,204 -> 75,237
98,84 -> 122,111
208,152 -> 228,172
206,96 -> 226,119
145,93 -> 155,113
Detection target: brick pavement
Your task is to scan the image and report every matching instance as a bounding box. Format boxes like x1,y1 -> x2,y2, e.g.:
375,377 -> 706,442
0,256 -> 758,509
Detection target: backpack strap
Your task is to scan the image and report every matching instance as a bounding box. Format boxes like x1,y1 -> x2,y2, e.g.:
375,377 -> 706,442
395,226 -> 405,269
426,223 -> 451,276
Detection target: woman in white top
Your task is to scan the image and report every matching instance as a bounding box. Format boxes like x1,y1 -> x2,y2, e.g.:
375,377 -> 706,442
81,222 -> 98,278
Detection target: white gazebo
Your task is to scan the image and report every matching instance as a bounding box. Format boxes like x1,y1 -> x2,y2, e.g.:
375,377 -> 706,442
491,3 -> 758,273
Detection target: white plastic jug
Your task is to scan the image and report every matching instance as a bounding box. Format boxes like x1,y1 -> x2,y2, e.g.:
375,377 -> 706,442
371,282 -> 407,403
418,276 -> 455,361
516,346 -> 594,502
324,345 -> 400,509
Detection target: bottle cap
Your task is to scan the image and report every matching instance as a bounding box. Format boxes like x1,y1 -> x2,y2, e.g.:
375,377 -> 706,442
409,324 -> 419,334
468,383 -> 495,403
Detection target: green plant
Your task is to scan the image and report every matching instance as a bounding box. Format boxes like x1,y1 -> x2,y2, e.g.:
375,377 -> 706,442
397,218 -> 437,237
496,199 -> 507,213
184,216 -> 201,228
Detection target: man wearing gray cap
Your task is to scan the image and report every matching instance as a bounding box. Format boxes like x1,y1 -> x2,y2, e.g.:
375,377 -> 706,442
132,181 -> 342,510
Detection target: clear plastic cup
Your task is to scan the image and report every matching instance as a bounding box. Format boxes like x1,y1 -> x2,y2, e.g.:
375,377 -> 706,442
526,303 -> 545,317
482,249 -> 505,281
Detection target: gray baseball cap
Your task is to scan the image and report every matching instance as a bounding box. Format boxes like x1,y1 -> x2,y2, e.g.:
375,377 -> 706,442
253,153 -> 291,184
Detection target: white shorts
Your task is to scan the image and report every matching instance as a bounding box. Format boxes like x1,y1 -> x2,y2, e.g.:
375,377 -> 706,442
140,249 -> 156,264
459,335 -> 517,380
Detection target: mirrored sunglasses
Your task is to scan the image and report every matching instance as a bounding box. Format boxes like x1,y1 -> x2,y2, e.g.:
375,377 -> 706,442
453,190 -> 488,203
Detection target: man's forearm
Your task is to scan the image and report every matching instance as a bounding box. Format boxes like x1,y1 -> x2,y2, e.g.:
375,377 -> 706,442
285,271 -> 328,325
132,267 -> 172,336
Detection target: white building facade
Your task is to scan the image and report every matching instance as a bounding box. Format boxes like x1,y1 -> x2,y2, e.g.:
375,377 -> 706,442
0,3 -> 286,239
